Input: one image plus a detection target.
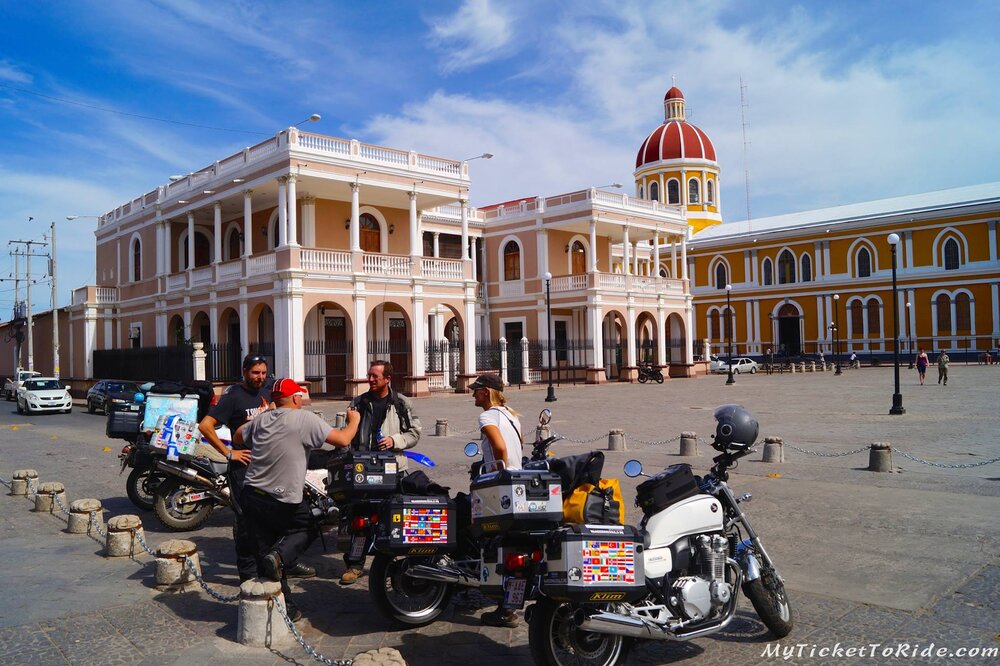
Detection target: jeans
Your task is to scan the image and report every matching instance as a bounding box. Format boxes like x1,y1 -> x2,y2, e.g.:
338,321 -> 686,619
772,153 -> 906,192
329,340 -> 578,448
240,486 -> 316,599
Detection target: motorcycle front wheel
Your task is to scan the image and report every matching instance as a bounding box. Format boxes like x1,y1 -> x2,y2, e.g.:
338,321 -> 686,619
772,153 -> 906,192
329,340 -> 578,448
637,372 -> 648,384
528,598 -> 630,666
153,477 -> 215,531
126,465 -> 166,512
655,372 -> 664,384
368,553 -> 454,627
743,566 -> 793,637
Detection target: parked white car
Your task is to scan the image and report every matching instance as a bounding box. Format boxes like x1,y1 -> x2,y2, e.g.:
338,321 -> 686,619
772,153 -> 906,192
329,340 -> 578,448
715,357 -> 759,374
16,377 -> 73,415
4,368 -> 41,401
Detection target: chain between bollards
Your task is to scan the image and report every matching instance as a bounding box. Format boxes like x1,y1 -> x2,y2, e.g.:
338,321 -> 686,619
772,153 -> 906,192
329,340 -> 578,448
783,443 -> 871,458
894,450 -> 1000,469
273,598 -> 353,665
52,492 -> 72,516
88,511 -> 108,539
132,528 -> 158,558
182,557 -> 241,602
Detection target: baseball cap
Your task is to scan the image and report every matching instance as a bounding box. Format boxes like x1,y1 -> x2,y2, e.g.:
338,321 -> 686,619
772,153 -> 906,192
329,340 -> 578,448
468,374 -> 504,391
271,378 -> 309,400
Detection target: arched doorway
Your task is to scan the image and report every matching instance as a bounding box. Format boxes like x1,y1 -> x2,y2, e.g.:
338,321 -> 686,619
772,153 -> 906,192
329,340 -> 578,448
191,311 -> 211,345
635,312 -> 657,364
776,303 -> 801,356
367,304 -> 410,379
303,303 -> 353,396
168,315 -> 186,346
666,312 -> 687,364
602,311 -> 627,379
250,304 -> 276,371
216,308 -> 241,381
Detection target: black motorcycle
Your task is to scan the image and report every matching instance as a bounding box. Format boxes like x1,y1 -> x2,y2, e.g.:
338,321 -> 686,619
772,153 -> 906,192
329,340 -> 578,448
637,362 -> 664,384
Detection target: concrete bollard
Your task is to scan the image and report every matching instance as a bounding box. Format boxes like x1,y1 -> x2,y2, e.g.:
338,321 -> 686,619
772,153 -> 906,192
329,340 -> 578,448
762,436 -> 784,463
435,419 -> 449,437
353,648 -> 408,666
810,361 -> 816,372
33,481 -> 66,513
679,431 -> 698,457
789,363 -> 796,373
155,539 -> 201,589
106,514 -> 145,558
10,469 -> 38,496
608,429 -> 626,451
68,499 -> 104,534
799,362 -> 806,373
868,442 -> 893,472
238,579 -> 293,647
334,412 -> 346,428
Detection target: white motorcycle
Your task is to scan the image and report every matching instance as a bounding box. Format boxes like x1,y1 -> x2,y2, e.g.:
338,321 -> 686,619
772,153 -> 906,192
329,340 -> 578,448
527,404 -> 793,665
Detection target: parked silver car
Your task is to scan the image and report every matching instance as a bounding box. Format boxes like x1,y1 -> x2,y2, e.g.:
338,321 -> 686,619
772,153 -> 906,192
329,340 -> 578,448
714,357 -> 759,374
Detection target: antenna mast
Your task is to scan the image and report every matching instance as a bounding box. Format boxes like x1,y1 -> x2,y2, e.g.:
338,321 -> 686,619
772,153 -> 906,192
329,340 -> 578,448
740,76 -> 752,226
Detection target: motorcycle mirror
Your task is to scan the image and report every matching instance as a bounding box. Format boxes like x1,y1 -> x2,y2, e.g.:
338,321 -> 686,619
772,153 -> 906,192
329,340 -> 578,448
464,442 -> 480,457
133,392 -> 145,404
623,459 -> 644,477
538,408 -> 552,426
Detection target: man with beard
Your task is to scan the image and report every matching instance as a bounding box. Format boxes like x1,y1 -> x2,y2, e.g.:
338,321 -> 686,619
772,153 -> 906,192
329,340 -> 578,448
198,355 -> 315,581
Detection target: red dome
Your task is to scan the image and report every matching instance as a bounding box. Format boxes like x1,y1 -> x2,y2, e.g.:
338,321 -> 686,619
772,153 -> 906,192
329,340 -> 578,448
664,86 -> 684,101
635,121 -> 716,168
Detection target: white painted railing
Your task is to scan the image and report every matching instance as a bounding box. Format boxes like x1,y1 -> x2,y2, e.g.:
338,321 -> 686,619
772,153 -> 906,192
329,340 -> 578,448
191,266 -> 213,286
596,273 -> 626,290
363,253 -> 411,277
359,144 -> 408,165
417,154 -> 461,175
166,274 -> 188,290
217,260 -> 243,281
550,274 -> 588,292
248,137 -> 278,160
95,287 -> 118,304
422,258 -> 463,280
248,254 -> 275,276
499,280 -> 525,297
301,249 -> 351,273
299,134 -> 351,155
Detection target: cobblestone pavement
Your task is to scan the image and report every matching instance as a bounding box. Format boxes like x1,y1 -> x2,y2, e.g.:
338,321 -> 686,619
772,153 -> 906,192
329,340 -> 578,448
0,366 -> 997,664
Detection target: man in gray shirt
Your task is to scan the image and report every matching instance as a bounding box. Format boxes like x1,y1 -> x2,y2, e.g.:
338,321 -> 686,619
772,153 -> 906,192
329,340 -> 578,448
235,378 -> 359,621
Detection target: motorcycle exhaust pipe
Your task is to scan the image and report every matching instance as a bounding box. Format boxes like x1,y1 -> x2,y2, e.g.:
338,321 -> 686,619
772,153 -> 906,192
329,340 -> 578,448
155,461 -> 213,486
406,565 -> 480,586
574,610 -> 661,639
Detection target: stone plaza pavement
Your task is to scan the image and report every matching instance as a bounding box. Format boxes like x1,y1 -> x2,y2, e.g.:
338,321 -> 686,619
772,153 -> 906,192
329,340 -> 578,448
0,365 -> 997,664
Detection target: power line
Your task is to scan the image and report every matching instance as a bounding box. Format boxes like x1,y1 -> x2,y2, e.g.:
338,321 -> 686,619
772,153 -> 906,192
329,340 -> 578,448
0,81 -> 269,136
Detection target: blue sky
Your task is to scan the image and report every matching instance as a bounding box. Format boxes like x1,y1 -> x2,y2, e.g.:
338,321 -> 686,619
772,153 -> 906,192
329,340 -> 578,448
2,0 -> 999,313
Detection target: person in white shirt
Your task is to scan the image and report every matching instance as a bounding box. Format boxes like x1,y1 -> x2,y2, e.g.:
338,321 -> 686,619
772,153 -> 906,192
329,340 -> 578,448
470,374 -> 523,471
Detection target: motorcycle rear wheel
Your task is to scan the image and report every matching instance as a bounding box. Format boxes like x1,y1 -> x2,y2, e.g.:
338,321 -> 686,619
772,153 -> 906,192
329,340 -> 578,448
528,598 -> 630,666
153,477 -> 215,531
743,569 -> 793,637
637,373 -> 648,383
655,373 -> 664,384
369,553 -> 454,627
126,465 -> 165,512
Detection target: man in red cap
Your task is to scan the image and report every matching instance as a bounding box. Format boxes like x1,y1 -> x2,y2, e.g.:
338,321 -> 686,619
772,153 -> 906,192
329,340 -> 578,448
235,378 -> 359,621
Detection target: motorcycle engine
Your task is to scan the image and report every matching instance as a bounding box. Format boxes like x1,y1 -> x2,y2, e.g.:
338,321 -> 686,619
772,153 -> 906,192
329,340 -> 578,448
669,534 -> 732,621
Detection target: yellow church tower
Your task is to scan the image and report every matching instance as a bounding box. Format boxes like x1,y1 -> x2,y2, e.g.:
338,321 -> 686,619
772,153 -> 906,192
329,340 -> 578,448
634,86 -> 722,234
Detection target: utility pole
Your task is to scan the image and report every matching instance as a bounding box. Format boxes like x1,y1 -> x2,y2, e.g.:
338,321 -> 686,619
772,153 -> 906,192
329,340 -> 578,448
49,222 -> 59,378
9,234 -> 49,372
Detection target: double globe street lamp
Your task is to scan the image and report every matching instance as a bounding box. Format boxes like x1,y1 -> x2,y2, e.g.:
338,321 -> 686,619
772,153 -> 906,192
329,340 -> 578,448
725,283 -> 735,385
888,233 -> 905,415
543,271 -> 556,402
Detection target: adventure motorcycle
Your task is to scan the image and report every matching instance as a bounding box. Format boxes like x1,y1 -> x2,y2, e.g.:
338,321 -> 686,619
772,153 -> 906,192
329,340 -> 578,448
118,437 -> 167,512
526,404 -> 793,666
637,362 -> 664,384
152,447 -> 232,531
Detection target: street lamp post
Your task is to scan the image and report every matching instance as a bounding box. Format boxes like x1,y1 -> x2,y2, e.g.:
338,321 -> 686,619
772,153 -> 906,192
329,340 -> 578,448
725,284 -> 735,385
833,294 -> 842,375
544,271 -> 557,402
768,312 -> 776,374
906,301 -> 914,368
888,234 -> 905,415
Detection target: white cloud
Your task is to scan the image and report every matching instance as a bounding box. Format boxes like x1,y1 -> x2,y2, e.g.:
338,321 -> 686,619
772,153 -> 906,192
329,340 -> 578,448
427,0 -> 514,74
0,59 -> 32,84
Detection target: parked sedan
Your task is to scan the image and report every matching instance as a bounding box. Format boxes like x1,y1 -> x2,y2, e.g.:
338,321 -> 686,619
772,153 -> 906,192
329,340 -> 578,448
715,357 -> 759,374
4,369 -> 41,401
86,380 -> 142,415
16,378 -> 73,415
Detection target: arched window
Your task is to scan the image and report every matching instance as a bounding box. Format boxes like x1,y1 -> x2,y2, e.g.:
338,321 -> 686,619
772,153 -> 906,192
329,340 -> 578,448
762,258 -> 773,286
503,241 -> 521,280
570,240 -> 586,274
706,179 -> 715,204
360,213 -> 380,252
710,311 -> 720,341
131,238 -> 141,282
935,294 -> 951,333
714,263 -> 728,290
658,267 -> 668,278
667,180 -> 680,204
649,182 -> 659,202
955,293 -> 971,331
867,300 -> 880,336
226,228 -> 242,261
688,178 -> 700,204
777,250 -> 796,284
943,238 -> 960,270
856,247 -> 872,278
801,254 -> 812,282
850,301 -> 864,335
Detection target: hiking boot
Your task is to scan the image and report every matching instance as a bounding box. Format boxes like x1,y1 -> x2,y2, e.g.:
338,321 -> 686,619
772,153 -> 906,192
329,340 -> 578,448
340,567 -> 364,585
260,551 -> 284,582
284,599 -> 303,623
480,608 -> 518,628
286,562 -> 316,578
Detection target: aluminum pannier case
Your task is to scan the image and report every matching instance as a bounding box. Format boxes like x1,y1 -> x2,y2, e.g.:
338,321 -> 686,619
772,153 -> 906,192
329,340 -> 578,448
375,494 -> 456,555
541,523 -> 646,603
328,451 -> 399,502
470,469 -> 563,534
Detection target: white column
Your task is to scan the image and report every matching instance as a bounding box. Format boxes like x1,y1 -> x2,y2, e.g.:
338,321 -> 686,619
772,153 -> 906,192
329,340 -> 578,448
286,174 -> 298,246
751,299 -> 760,351
653,231 -> 660,276
904,230 -> 914,272
352,295 -> 367,379
625,306 -> 637,366
213,202 -> 222,264
656,308 -> 667,365
743,250 -> 751,286
243,190 -> 254,257
186,213 -> 195,271
671,241 -> 677,278
460,199 -> 469,260
164,220 -> 172,274
209,303 -> 218,347
301,195 -> 316,247
156,309 -> 166,346
409,191 -> 419,258
622,226 -> 631,275
239,300 -> 249,356
632,242 -> 639,275
538,228 -> 549,277
816,295 -> 827,345
412,296 -> 425,378
350,183 -> 361,252
823,241 -> 832,278
684,300 -> 695,364
991,282 -> 999,340
589,305 -> 604,370
589,220 -> 598,272
277,177 -> 288,248
433,232 -> 440,258
987,220 -> 997,262
681,229 -> 689,282
813,241 -> 824,280
750,249 -> 759,284
471,237 -> 478,278
464,298 -> 476,375
83,309 -> 97,379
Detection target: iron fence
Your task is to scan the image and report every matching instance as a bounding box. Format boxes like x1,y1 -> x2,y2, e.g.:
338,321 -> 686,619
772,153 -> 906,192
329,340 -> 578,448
93,345 -> 194,382
207,342 -> 242,383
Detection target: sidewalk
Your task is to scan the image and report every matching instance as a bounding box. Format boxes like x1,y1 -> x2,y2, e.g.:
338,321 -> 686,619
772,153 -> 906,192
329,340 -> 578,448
1,367 -> 997,664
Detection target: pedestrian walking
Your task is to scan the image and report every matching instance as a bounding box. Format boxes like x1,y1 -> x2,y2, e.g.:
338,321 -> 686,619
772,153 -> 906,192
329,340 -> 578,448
915,348 -> 929,385
937,350 -> 950,386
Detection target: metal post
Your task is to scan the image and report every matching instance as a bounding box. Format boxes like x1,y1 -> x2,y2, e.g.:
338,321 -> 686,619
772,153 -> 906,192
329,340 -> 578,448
544,271 -> 556,402
834,294 -> 842,375
906,301 -> 914,369
50,222 -> 59,379
888,234 -> 905,415
725,283 -> 735,385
